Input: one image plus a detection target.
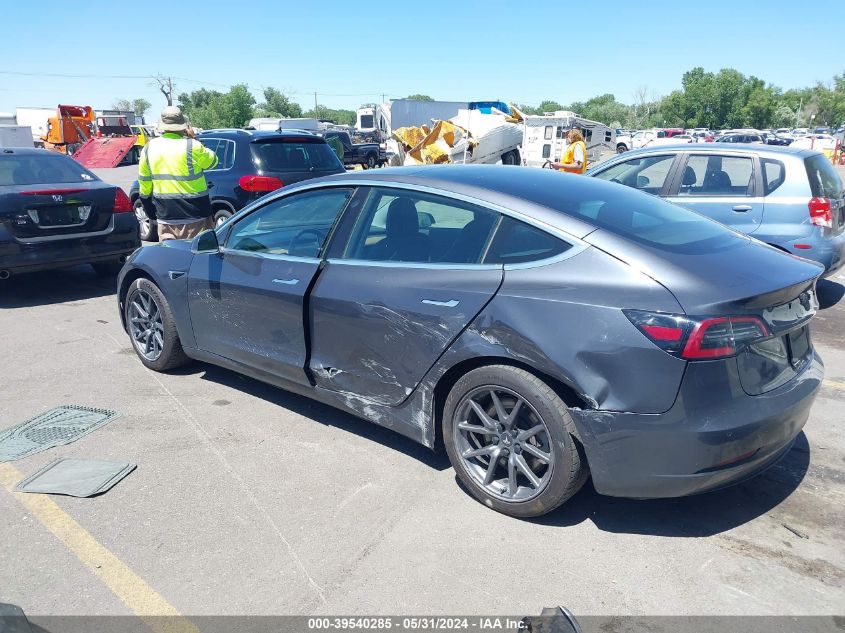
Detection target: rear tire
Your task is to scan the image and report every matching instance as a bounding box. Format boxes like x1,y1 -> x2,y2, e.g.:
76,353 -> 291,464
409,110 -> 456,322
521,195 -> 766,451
134,198 -> 158,242
442,365 -> 587,518
124,278 -> 190,371
616,144 -> 627,154
364,153 -> 377,169
91,259 -> 124,277
501,150 -> 520,165
213,207 -> 233,227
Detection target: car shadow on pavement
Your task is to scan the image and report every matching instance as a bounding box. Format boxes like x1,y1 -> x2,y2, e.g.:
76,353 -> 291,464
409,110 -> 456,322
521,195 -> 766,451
524,432 -> 811,536
816,278 -> 844,309
0,266 -> 117,309
191,364 -> 452,471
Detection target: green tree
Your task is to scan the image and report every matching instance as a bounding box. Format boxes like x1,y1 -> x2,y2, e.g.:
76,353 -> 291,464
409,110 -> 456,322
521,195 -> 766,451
177,84 -> 256,129
404,94 -> 433,101
568,93 -> 629,126
132,98 -> 151,117
256,87 -> 302,118
536,100 -> 564,113
302,106 -> 356,126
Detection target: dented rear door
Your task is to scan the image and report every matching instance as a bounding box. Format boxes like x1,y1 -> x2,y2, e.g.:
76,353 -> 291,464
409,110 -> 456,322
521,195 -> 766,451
308,261 -> 502,405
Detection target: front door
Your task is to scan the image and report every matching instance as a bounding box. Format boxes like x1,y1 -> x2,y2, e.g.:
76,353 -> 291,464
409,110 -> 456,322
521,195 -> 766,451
665,153 -> 764,234
187,187 -> 354,385
309,186 -> 503,405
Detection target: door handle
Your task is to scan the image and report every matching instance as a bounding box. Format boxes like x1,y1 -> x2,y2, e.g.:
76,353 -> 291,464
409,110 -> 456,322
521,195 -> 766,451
732,205 -> 752,212
207,181 -> 215,188
422,299 -> 460,308
272,278 -> 300,285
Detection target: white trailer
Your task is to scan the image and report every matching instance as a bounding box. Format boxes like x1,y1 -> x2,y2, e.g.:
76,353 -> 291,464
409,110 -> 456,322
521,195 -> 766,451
0,125 -> 35,148
247,117 -> 321,131
521,111 -> 614,168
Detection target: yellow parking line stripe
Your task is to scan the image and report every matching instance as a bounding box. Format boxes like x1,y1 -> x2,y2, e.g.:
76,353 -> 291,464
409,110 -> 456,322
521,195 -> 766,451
823,379 -> 845,391
0,462 -> 199,633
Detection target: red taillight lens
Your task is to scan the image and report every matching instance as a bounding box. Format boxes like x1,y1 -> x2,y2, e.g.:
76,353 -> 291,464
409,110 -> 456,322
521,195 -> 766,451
113,188 -> 132,213
808,197 -> 832,228
239,175 -> 283,192
624,310 -> 770,360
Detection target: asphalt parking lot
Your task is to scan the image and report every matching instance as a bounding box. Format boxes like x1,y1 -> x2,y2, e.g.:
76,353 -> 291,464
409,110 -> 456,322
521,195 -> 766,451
1,167 -> 844,619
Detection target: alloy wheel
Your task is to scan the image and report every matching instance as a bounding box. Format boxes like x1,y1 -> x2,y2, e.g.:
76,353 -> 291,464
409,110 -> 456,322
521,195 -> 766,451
128,289 -> 164,361
454,386 -> 554,502
134,200 -> 151,236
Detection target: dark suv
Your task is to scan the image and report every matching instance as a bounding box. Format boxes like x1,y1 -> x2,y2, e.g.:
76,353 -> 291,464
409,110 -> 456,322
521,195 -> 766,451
130,129 -> 345,241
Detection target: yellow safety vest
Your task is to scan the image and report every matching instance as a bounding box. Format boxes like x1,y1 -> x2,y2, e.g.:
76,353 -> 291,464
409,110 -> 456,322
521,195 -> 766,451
138,133 -> 218,200
560,140 -> 587,174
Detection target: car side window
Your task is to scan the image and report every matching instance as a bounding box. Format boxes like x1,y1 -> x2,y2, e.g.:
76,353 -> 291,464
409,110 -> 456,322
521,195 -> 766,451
342,187 -> 499,264
226,188 -> 353,258
592,155 -> 675,194
761,158 -> 786,195
678,155 -> 754,196
203,139 -> 235,170
484,216 -> 571,264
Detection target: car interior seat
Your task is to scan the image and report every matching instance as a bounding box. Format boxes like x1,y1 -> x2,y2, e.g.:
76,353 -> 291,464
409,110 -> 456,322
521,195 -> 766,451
369,197 -> 430,262
441,212 -> 496,263
703,170 -> 732,193
680,166 -> 697,193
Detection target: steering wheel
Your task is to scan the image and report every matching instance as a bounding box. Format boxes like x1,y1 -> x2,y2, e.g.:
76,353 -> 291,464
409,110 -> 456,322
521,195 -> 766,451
288,228 -> 325,257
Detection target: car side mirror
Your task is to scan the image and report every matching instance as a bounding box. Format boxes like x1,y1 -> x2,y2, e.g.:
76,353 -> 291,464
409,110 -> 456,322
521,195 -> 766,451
193,229 -> 220,253
636,175 -> 650,188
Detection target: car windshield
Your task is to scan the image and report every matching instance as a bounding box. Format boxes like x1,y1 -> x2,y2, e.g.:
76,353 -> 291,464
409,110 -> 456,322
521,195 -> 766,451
805,154 -> 844,198
0,153 -> 98,186
250,140 -> 343,172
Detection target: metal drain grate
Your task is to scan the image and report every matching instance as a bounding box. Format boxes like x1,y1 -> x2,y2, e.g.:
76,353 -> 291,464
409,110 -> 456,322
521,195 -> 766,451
0,406 -> 119,462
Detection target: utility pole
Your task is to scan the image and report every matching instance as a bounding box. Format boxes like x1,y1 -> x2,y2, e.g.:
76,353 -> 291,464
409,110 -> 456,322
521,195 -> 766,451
314,92 -> 319,119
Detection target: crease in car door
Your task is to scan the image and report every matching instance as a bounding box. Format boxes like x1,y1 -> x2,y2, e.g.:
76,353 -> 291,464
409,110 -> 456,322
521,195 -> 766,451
307,188 -> 504,406
186,187 -> 354,386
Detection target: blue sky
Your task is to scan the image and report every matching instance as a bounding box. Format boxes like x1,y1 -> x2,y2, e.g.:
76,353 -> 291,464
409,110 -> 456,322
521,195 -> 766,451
2,0 -> 843,118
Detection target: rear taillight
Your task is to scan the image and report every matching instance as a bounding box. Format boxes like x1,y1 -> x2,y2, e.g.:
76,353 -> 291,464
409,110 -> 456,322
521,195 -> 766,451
113,189 -> 132,213
624,310 -> 770,360
20,188 -> 87,196
808,197 -> 832,228
239,175 -> 283,192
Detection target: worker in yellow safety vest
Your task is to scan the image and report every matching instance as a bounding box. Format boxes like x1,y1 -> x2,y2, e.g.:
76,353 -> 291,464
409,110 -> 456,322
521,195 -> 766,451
138,106 -> 219,241
551,129 -> 587,174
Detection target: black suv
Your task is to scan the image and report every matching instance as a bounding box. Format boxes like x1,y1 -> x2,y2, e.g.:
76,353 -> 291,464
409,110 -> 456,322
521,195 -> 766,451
130,129 -> 345,241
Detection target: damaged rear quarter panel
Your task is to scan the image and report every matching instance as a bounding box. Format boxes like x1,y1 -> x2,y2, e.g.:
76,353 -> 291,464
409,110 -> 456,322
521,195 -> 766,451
429,247 -> 688,417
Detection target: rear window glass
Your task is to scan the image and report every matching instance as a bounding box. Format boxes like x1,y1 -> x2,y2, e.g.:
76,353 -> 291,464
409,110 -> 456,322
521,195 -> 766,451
805,154 -> 843,197
250,140 -> 343,172
0,153 -> 98,186
567,185 -> 741,253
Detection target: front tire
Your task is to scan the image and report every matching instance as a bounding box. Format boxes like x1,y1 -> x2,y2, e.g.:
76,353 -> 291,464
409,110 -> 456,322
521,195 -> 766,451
124,278 -> 190,371
616,144 -> 628,154
501,149 -> 520,165
364,153 -> 377,169
443,365 -> 586,518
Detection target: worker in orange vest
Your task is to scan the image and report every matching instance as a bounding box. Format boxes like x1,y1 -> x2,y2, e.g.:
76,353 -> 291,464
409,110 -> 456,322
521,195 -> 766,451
552,129 -> 587,174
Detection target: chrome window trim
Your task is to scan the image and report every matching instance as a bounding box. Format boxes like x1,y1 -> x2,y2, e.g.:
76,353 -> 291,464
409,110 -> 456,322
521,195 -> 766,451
219,248 -> 320,265
200,138 -> 236,172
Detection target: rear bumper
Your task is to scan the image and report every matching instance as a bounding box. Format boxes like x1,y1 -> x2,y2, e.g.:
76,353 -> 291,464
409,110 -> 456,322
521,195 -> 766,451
570,352 -> 823,498
783,231 -> 845,277
0,214 -> 140,274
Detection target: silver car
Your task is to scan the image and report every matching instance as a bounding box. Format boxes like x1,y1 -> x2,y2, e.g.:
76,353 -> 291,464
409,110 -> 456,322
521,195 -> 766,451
588,144 -> 845,276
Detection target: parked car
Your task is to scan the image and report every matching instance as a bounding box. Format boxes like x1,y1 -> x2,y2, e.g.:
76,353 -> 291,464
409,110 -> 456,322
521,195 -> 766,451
318,130 -> 384,169
129,129 -> 345,241
715,132 -> 764,144
587,144 -> 845,275
0,147 -> 139,278
118,165 -> 824,517
762,132 -> 793,146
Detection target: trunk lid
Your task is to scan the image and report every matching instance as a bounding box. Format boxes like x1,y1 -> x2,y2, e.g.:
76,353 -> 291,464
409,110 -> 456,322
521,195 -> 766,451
0,181 -> 118,239
586,229 -> 824,315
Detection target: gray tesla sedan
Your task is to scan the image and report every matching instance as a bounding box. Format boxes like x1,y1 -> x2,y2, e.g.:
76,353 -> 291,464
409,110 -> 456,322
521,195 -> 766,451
117,165 -> 824,517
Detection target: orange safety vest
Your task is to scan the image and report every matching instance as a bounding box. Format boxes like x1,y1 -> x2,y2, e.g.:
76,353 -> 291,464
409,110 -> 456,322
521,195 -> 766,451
559,140 -> 587,174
